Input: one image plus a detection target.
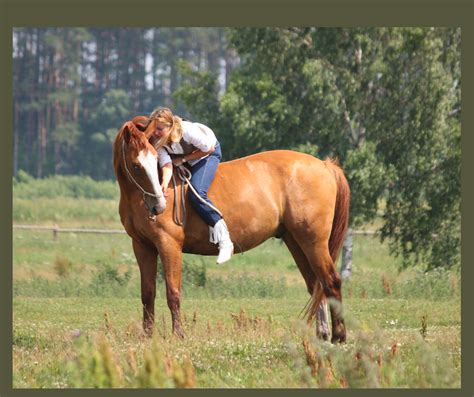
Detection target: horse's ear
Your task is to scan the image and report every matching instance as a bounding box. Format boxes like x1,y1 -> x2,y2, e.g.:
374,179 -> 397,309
122,121 -> 136,143
132,115 -> 150,132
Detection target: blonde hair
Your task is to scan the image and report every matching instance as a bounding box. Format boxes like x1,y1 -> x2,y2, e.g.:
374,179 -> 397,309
145,107 -> 183,150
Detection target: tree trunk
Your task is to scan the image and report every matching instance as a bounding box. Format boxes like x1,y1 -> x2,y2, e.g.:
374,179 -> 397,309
340,227 -> 353,280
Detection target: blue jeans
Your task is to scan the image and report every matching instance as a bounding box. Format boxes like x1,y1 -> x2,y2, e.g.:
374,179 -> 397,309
188,142 -> 222,227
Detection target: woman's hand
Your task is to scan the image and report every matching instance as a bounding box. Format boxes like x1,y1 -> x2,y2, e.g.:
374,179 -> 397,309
161,163 -> 173,197
172,157 -> 186,167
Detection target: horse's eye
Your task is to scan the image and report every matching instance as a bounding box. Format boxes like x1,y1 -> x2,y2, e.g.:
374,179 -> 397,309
133,164 -> 141,171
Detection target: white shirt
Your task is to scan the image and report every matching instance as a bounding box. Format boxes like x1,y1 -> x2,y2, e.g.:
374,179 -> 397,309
157,121 -> 218,167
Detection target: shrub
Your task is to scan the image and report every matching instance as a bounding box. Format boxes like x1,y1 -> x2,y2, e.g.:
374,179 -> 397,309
53,255 -> 74,278
67,333 -> 196,388
13,172 -> 119,200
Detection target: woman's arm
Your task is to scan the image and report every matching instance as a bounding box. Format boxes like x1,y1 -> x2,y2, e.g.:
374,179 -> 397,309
161,163 -> 173,196
172,147 -> 215,167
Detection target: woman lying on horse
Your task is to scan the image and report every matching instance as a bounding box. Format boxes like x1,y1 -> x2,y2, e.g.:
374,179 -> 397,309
144,107 -> 234,264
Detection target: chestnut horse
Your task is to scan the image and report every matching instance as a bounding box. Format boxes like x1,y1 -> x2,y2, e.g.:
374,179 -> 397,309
113,117 -> 350,343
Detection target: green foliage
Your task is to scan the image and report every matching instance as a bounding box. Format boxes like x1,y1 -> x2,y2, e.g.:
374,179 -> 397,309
53,255 -> 74,278
15,169 -> 34,184
177,27 -> 460,269
157,259 -> 208,288
67,334 -> 196,388
182,260 -> 207,288
201,275 -> 287,299
52,122 -> 81,147
375,28 -> 461,268
174,61 -> 221,125
92,263 -> 133,288
13,172 -> 119,199
298,328 -> 459,388
84,89 -> 134,179
13,226 -> 460,388
344,142 -> 392,226
13,197 -> 119,224
14,27 -> 460,269
14,28 -> 231,178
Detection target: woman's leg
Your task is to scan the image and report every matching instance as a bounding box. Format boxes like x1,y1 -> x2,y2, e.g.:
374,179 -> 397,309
188,144 -> 233,263
188,145 -> 222,227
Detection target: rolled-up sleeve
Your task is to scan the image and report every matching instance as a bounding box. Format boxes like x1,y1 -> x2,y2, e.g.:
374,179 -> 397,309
182,121 -> 217,152
157,147 -> 172,167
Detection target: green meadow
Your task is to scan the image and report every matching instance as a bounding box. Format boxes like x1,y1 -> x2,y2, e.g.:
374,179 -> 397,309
13,196 -> 461,388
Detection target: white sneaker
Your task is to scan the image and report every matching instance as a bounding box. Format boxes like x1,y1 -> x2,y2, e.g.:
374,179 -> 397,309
217,241 -> 234,264
209,219 -> 234,264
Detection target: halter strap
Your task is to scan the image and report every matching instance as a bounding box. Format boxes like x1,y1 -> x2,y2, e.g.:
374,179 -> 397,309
121,139 -> 161,199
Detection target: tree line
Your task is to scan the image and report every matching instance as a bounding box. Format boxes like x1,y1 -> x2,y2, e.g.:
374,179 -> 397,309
13,27 -> 460,269
13,27 -> 237,179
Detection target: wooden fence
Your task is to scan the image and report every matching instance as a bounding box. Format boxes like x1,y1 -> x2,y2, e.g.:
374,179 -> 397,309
12,224 -> 376,240
13,224 -> 127,240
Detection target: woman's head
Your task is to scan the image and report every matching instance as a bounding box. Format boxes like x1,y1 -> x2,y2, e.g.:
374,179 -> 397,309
146,107 -> 183,148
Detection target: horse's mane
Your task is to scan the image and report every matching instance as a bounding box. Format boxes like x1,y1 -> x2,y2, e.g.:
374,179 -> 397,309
113,116 -> 151,174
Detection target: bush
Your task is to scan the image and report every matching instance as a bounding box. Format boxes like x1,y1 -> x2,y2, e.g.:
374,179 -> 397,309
158,260 -> 207,288
13,172 -> 119,200
13,197 -> 119,223
53,255 -> 74,278
67,333 -> 196,388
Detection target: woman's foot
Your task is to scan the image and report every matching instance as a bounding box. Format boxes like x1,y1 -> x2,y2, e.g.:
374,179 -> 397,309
217,240 -> 234,264
210,219 -> 234,264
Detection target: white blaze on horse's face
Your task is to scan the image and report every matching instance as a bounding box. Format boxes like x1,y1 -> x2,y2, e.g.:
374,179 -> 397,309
137,149 -> 166,215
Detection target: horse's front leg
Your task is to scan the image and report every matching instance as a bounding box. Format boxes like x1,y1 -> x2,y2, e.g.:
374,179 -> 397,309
132,239 -> 158,337
158,237 -> 185,339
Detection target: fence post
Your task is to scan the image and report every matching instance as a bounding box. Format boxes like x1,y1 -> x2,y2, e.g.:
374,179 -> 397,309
53,224 -> 59,241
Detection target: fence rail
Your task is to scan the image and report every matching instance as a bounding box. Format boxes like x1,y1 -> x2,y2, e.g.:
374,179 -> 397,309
13,224 -> 127,240
13,224 -> 376,240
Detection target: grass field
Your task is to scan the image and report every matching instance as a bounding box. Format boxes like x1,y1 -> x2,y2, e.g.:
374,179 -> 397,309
13,197 -> 461,388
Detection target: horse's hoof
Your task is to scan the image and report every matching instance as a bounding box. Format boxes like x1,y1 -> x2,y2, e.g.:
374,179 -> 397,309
331,329 -> 346,344
143,324 -> 155,338
173,327 -> 185,339
318,332 -> 330,341
331,335 -> 346,344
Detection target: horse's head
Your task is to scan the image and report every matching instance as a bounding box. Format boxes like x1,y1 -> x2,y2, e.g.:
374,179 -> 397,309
117,118 -> 166,217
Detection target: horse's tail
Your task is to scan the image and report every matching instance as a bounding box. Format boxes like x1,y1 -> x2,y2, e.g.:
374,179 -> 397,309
302,158 -> 350,325
326,158 -> 350,264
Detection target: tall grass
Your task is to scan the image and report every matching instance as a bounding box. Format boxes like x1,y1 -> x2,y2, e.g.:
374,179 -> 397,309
13,173 -> 120,225
13,259 -> 294,300
297,325 -> 460,388
12,189 -> 462,388
13,170 -> 119,200
13,197 -> 120,224
13,297 -> 460,388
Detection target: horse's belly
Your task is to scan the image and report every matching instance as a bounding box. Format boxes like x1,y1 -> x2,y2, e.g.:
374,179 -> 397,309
182,200 -> 281,255
181,158 -> 284,255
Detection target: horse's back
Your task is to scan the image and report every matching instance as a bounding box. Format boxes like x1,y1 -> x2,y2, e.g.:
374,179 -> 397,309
216,150 -> 336,199
220,150 -> 324,170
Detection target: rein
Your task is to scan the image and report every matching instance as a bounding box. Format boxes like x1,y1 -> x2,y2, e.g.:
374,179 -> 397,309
171,168 -> 187,226
121,131 -> 223,227
171,165 -> 223,226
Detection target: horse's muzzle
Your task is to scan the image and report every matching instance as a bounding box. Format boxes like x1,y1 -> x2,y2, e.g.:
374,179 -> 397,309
145,195 -> 166,217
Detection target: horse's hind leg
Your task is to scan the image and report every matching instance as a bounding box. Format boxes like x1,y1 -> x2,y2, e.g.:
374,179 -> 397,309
132,239 -> 158,337
293,234 -> 346,343
282,232 -> 330,341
